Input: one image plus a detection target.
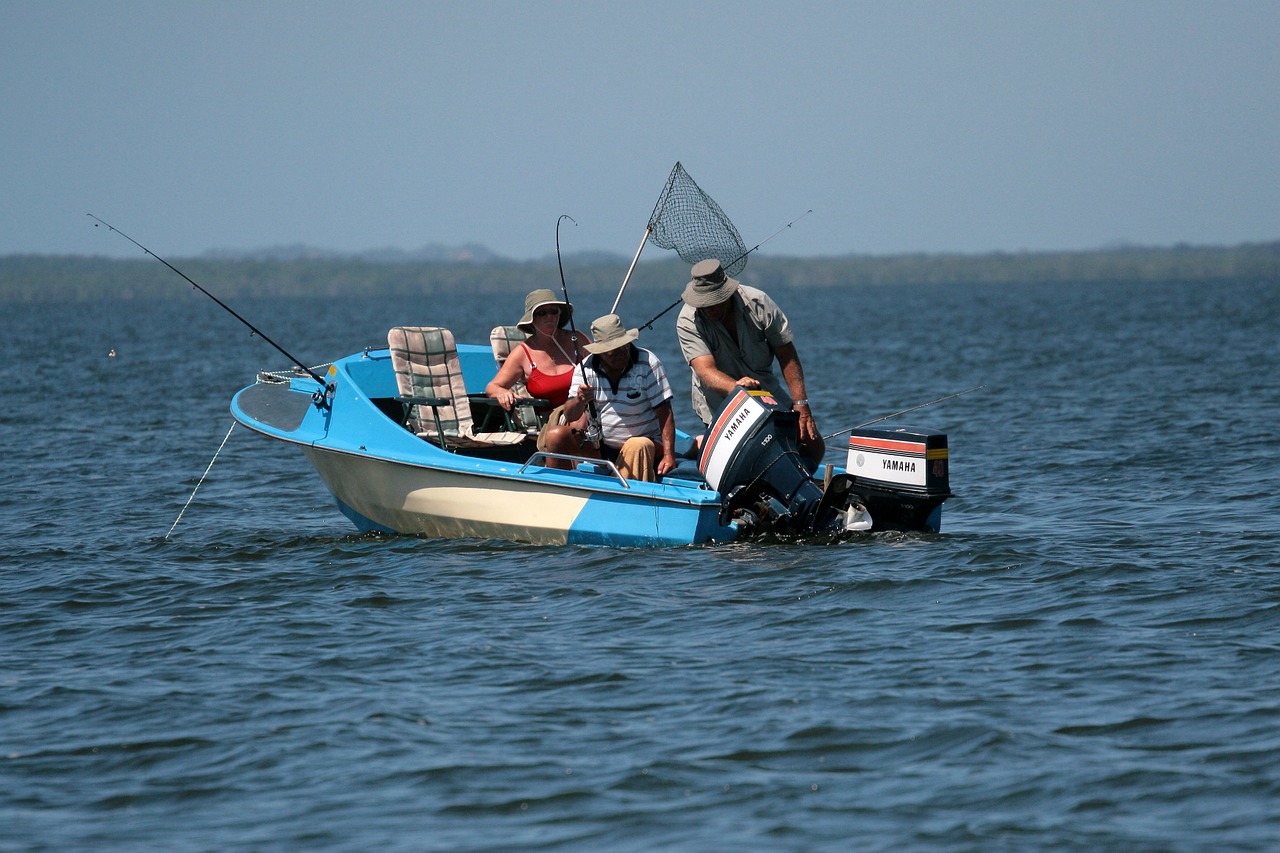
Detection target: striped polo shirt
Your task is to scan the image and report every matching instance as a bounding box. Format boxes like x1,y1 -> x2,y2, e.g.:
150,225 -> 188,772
570,346 -> 673,450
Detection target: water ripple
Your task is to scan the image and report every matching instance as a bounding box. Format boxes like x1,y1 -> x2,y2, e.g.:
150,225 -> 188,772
4,282 -> 1279,850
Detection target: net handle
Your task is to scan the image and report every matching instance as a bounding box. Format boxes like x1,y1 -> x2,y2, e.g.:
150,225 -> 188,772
610,225 -> 651,314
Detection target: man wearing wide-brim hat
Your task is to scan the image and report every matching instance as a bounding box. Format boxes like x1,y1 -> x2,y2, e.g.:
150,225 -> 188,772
548,314 -> 677,481
676,258 -> 823,466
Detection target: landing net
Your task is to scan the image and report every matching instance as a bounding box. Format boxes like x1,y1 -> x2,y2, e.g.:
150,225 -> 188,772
646,162 -> 748,277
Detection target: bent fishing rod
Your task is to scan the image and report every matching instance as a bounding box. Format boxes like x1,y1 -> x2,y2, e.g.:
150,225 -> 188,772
634,209 -> 814,331
556,214 -> 580,345
823,385 -> 987,441
555,214 -> 602,443
88,214 -> 328,388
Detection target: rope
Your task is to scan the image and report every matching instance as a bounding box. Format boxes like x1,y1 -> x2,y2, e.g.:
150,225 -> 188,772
165,422 -> 237,540
257,363 -> 333,384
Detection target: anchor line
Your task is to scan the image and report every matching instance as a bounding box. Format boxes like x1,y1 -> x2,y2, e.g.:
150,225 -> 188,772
165,422 -> 237,540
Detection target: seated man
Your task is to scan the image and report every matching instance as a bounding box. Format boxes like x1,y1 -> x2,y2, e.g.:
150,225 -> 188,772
544,314 -> 676,481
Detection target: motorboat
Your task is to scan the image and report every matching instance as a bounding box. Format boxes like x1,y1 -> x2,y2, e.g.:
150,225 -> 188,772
229,325 -> 952,547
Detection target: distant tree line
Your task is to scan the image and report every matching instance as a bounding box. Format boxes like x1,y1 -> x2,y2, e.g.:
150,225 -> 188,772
1,241 -> 1276,304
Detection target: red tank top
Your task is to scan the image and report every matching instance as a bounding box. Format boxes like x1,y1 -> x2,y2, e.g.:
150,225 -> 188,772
521,342 -> 574,407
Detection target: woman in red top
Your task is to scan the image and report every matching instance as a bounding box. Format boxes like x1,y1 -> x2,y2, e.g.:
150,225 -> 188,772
486,289 -> 590,411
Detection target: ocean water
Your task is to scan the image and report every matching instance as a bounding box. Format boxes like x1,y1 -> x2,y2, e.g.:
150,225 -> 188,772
2,275 -> 1278,851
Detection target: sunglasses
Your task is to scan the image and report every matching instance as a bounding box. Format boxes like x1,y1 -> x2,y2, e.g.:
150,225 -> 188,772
534,307 -> 560,318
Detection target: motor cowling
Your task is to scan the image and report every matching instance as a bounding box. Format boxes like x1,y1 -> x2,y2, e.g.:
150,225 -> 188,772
844,425 -> 951,533
699,388 -> 850,535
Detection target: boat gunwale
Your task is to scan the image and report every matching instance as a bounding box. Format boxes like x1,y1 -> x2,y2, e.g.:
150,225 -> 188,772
229,378 -> 726,510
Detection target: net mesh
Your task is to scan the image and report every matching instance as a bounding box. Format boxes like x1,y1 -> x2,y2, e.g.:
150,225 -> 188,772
646,162 -> 748,277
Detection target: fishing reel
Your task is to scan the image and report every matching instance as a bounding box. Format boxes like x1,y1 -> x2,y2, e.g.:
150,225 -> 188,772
311,380 -> 336,409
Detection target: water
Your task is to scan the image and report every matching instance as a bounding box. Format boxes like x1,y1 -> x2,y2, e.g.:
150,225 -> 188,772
3,276 -> 1278,851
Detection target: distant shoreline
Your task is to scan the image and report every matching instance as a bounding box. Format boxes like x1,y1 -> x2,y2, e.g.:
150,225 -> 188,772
2,241 -> 1276,303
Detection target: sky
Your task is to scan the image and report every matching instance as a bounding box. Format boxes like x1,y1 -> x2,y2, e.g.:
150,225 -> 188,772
4,0 -> 1278,260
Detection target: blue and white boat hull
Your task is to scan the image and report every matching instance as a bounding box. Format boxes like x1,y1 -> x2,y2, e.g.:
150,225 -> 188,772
231,345 -> 738,547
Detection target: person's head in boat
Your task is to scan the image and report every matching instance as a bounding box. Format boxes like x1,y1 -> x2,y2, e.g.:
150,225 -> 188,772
487,289 -> 584,414
584,314 -> 640,372
516,289 -> 573,336
682,259 -> 742,321
555,313 -> 674,482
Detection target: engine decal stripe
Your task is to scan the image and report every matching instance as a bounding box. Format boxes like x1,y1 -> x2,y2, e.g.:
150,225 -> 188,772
848,436 -> 926,454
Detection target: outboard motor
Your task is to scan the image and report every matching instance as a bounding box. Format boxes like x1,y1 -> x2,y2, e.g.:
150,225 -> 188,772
844,426 -> 952,533
699,388 -> 953,536
699,388 -> 855,535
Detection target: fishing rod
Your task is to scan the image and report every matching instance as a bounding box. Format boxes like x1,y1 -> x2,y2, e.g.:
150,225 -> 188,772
88,214 -> 328,387
823,385 -> 987,441
724,209 -> 813,272
555,214 -> 602,444
636,209 -> 813,331
555,214 -> 580,344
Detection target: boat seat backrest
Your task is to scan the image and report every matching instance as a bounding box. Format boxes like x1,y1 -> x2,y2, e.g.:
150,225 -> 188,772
489,325 -> 542,433
489,325 -> 526,366
387,326 -> 526,449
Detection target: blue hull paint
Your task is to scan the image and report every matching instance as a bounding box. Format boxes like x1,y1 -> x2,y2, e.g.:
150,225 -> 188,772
231,345 -> 741,547
333,494 -> 396,535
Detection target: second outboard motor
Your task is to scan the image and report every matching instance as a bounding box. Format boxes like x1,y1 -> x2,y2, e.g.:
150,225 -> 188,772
844,425 -> 952,533
699,388 -> 852,535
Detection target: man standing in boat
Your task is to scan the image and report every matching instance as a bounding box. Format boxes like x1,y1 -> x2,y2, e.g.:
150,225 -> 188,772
676,259 -> 824,467
550,314 -> 677,482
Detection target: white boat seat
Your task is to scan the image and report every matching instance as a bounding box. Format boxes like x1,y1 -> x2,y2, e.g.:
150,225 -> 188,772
388,326 -> 527,450
489,325 -> 550,434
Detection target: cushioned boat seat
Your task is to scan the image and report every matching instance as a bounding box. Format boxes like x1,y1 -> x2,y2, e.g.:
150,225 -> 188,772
489,325 -> 547,435
388,326 -> 527,450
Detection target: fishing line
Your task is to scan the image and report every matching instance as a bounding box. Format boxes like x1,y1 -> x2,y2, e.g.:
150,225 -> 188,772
87,214 -> 328,387
635,209 -> 813,331
823,385 -> 987,440
165,421 -> 237,540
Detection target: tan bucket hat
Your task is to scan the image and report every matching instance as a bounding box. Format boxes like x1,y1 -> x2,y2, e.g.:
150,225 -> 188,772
583,314 -> 640,354
681,259 -> 741,308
